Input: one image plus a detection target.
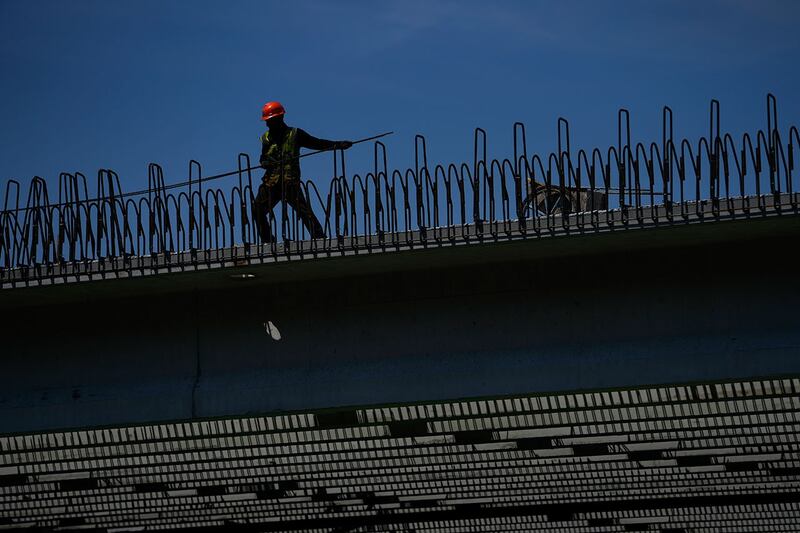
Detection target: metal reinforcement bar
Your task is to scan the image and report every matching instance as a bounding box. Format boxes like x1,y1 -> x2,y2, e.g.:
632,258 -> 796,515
1,95 -> 798,289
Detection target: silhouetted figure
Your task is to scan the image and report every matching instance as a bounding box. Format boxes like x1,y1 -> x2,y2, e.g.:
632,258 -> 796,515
253,101 -> 352,242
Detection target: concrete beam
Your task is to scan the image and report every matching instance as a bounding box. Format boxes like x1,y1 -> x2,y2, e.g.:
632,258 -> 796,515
1,215 -> 799,434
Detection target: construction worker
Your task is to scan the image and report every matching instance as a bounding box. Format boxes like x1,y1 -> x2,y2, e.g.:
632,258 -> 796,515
253,101 -> 352,243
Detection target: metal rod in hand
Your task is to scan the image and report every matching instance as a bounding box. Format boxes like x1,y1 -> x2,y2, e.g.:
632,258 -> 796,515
293,131 -> 394,163
133,132 -> 395,196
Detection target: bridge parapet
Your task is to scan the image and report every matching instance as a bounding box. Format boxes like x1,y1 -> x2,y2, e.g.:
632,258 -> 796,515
2,96 -> 798,288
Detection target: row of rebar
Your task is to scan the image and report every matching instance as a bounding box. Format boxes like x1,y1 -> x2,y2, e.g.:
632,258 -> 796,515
1,95 -> 798,281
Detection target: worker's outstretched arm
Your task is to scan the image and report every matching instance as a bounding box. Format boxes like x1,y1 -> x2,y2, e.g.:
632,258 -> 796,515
297,129 -> 352,151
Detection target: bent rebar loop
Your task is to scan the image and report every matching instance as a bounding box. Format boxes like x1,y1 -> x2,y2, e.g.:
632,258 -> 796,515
330,174 -> 354,242
720,132 -> 746,214
746,130 -> 771,211
321,177 -> 336,246
789,126 -> 799,207
383,166 -> 402,247
616,109 -> 631,215
0,180 -> 22,271
434,163 -> 455,241
93,170 -> 112,259
373,140 -> 394,239
147,163 -> 170,256
452,162 -> 472,236
81,195 -> 100,265
397,167 -> 415,243
414,135 -> 450,242
350,173 -> 371,246
328,147 -> 353,244
160,192 -> 179,259
674,138 -> 700,219
132,196 -> 151,262
413,134 -> 433,237
473,127 -> 489,228
766,128 -> 794,217
355,162 -> 393,248
299,179 -> 327,254
631,141 -> 653,223
645,142 -> 666,223
522,153 -> 549,233
56,172 -> 79,260
767,93 -> 780,196
19,177 -> 53,265
489,157 -> 515,236
65,172 -> 89,265
602,143 -> 624,225
426,162 -> 450,243
96,169 -> 139,266
545,151 -> 565,229
99,169 -> 130,259
235,153 -> 255,247
228,182 -> 249,251
187,160 -> 206,251
556,117 -> 574,229
695,135 -> 715,219
574,149 -> 593,229
512,122 -> 529,229
204,187 -> 228,254
344,175 -> 359,245
55,198 -> 87,265
174,189 -> 192,257
661,106 -> 675,215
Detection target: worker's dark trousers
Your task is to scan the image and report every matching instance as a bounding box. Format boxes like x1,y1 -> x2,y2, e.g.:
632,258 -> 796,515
253,179 -> 326,243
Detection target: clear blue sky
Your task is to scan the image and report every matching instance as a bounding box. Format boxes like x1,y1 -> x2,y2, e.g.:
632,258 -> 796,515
2,0 -> 799,199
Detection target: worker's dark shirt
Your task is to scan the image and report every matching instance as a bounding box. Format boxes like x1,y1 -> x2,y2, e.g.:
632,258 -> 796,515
259,127 -> 337,169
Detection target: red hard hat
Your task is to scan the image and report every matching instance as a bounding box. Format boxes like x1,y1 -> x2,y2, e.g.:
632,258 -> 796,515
262,101 -> 285,121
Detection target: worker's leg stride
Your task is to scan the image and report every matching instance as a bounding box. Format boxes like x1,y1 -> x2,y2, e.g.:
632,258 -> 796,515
253,180 -> 325,243
284,180 -> 325,240
253,182 -> 282,243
